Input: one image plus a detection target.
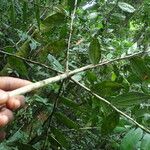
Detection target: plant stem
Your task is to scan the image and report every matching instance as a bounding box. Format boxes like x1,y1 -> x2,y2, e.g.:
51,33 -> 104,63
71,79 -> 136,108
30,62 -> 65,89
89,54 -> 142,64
72,79 -> 150,134
8,50 -> 149,97
0,50 -> 58,73
1,49 -> 150,133
65,0 -> 78,71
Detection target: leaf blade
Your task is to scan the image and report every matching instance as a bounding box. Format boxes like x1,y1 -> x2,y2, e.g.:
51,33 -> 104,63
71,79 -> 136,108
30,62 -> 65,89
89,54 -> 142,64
101,111 -> 120,135
88,38 -> 101,64
55,112 -> 79,130
141,134 -> 150,150
118,2 -> 135,13
120,128 -> 143,150
111,92 -> 150,107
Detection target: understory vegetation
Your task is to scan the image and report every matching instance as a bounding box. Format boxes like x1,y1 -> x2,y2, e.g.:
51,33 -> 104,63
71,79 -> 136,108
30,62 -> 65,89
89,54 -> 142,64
0,0 -> 150,149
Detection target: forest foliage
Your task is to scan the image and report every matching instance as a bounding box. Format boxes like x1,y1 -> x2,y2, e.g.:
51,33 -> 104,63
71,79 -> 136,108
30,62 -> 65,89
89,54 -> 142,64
0,0 -> 150,149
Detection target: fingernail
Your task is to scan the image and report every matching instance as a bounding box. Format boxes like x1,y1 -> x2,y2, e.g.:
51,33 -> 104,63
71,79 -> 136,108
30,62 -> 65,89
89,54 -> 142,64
0,116 -> 9,127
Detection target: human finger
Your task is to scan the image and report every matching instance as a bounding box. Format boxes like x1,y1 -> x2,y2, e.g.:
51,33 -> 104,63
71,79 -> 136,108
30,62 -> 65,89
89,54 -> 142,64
0,77 -> 31,91
6,95 -> 25,110
0,90 -> 9,105
0,108 -> 13,127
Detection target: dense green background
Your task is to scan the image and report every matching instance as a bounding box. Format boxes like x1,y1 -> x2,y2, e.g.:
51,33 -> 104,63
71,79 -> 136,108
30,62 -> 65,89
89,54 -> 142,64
0,0 -> 150,149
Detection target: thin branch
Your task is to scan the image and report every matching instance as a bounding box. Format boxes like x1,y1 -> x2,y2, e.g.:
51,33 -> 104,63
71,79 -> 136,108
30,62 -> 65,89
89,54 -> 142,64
72,79 -> 150,134
0,50 -> 58,73
65,0 -> 78,71
8,50 -> 150,97
1,49 -> 150,133
42,81 -> 64,149
43,81 -> 64,127
63,126 -> 101,131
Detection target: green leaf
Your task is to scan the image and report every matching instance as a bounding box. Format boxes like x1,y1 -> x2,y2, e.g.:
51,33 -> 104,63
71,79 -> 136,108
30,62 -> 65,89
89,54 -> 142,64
113,126 -> 128,133
132,105 -> 150,118
33,95 -> 50,106
22,1 -> 28,24
92,81 -> 123,96
120,128 -> 143,150
130,57 -> 150,81
68,0 -> 81,13
29,39 -> 41,51
101,111 -> 120,135
88,37 -> 101,64
37,39 -> 66,63
41,12 -> 67,33
88,12 -> 98,20
0,143 -> 13,150
51,127 -> 70,149
141,134 -> 150,150
10,0 -> 16,26
34,0 -> 40,30
55,112 -> 79,130
112,13 -> 126,21
141,81 -> 150,94
7,131 -> 28,143
8,57 -> 28,77
111,92 -> 150,107
118,2 -> 136,13
47,54 -> 63,71
17,143 -> 37,150
61,97 -> 85,113
42,12 -> 67,27
86,71 -> 97,83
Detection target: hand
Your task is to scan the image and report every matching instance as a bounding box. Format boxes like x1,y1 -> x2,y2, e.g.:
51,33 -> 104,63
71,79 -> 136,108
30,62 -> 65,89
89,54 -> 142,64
0,77 -> 31,140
